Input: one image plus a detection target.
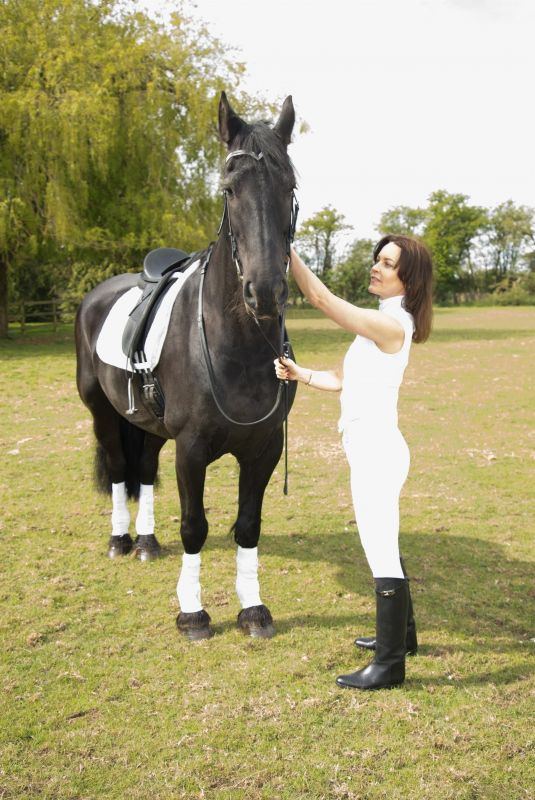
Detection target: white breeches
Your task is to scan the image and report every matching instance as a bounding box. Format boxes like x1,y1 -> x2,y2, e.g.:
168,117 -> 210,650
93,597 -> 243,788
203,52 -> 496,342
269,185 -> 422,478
342,422 -> 410,579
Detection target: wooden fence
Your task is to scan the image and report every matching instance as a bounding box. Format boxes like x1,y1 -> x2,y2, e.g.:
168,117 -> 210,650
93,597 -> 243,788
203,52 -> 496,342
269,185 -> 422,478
9,299 -> 74,332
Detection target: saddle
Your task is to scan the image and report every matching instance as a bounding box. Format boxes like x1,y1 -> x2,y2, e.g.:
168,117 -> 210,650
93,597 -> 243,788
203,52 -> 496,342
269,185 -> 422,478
122,247 -> 191,418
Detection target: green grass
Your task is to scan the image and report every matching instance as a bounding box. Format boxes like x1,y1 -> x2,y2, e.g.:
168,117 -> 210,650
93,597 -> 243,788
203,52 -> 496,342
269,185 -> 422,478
1,307 -> 534,799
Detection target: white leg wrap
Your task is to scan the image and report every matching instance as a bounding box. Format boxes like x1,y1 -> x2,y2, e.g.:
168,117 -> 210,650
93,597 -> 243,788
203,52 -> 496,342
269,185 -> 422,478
236,546 -> 262,609
176,552 -> 203,613
111,482 -> 130,536
135,484 -> 155,537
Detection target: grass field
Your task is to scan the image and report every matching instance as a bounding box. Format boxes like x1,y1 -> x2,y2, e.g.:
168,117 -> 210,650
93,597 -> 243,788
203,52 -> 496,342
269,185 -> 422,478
1,306 -> 534,800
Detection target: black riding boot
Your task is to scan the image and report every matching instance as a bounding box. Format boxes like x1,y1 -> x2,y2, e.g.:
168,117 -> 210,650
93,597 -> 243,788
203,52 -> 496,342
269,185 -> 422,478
355,557 -> 418,655
337,578 -> 409,690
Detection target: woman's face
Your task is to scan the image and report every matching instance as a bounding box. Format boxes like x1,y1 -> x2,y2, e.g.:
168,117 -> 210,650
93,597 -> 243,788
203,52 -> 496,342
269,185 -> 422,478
368,242 -> 405,299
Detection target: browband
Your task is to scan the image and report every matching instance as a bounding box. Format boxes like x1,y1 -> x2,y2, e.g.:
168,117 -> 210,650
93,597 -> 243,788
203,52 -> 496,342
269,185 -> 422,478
225,150 -> 264,163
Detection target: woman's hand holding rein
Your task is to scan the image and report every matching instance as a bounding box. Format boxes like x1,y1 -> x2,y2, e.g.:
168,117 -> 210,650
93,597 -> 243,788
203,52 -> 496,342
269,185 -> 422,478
274,357 -> 342,392
274,356 -> 308,383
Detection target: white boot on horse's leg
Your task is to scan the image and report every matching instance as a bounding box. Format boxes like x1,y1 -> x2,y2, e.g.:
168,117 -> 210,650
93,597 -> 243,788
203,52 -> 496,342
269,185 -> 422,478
236,546 -> 275,639
236,546 -> 262,608
108,482 -> 133,558
176,552 -> 213,640
133,484 -> 161,561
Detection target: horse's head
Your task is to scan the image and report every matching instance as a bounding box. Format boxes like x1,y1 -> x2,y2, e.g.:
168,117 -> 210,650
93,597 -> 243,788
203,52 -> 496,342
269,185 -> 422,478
218,92 -> 297,319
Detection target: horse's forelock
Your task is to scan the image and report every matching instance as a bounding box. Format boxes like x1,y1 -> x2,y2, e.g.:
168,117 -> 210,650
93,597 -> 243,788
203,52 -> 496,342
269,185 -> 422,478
234,122 -> 295,184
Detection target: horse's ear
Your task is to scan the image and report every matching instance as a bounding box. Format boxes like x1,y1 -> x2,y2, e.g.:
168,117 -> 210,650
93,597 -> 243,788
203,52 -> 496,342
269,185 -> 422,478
219,91 -> 245,147
273,96 -> 295,147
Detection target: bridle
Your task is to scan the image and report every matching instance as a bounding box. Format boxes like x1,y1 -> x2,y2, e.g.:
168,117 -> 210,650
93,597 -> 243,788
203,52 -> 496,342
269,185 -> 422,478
196,148 -> 299,492
216,149 -> 299,357
218,149 -> 299,283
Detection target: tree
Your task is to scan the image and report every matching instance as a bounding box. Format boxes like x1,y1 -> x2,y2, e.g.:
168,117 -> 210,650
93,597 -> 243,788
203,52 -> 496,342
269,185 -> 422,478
486,201 -> 534,277
329,239 -> 374,304
295,205 -> 351,277
0,0 -> 250,336
423,190 -> 486,303
378,205 -> 427,237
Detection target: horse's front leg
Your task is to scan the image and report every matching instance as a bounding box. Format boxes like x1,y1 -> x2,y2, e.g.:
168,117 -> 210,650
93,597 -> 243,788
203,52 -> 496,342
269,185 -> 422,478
174,436 -> 213,641
233,428 -> 283,639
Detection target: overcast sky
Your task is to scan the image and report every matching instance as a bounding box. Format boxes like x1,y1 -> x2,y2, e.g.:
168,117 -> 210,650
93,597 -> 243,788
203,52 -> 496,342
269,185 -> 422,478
144,0 -> 535,244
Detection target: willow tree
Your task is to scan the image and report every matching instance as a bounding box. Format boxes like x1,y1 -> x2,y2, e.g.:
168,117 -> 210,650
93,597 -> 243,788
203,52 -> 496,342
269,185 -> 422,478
0,0 -> 249,336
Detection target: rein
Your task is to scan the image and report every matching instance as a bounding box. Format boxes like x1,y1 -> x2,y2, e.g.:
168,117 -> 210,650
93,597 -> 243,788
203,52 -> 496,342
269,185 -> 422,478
198,148 -> 299,493
197,258 -> 286,427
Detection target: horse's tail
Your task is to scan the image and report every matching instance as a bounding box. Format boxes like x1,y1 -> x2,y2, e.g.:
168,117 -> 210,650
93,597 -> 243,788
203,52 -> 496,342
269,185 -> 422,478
94,418 -> 146,500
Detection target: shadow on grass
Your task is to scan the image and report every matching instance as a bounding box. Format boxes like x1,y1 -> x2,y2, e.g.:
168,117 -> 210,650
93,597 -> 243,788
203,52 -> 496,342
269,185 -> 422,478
68,527 -> 531,688
286,327 -> 354,356
0,329 -> 75,359
199,528 -> 533,652
429,328 -> 535,342
208,612 -> 359,639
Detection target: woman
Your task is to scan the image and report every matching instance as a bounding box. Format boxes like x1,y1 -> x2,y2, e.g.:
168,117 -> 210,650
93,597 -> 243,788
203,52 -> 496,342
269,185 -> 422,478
275,234 -> 433,690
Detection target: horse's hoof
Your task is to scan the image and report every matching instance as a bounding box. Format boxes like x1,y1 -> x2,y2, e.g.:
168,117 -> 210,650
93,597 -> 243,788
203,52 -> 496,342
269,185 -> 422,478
237,604 -> 276,639
133,534 -> 161,562
107,534 -> 134,559
176,610 -> 214,641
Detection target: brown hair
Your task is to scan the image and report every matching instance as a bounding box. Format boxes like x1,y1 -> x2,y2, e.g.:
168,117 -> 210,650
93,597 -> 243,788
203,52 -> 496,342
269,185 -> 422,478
373,234 -> 434,343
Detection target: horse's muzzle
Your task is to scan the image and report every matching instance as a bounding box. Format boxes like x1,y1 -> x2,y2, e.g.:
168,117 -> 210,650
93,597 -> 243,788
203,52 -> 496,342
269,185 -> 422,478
244,277 -> 288,318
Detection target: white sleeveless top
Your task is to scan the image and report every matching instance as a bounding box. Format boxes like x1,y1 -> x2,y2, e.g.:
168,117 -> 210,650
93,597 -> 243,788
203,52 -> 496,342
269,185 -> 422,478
338,295 -> 415,431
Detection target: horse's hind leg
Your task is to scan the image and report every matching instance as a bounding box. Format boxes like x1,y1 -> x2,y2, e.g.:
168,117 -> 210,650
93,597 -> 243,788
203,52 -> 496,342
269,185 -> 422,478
232,428 -> 283,639
132,433 -> 167,562
78,368 -> 164,560
79,376 -> 135,558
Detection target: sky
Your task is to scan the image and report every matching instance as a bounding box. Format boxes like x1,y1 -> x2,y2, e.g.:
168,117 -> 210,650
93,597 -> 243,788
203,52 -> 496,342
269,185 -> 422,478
143,0 -> 535,244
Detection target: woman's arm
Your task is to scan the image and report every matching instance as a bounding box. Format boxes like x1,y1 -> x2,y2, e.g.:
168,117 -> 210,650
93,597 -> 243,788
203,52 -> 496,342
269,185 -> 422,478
274,356 -> 342,392
290,247 -> 404,353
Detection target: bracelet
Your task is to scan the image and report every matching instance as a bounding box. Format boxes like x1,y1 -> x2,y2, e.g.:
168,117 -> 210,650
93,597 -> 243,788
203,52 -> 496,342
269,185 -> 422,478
305,370 -> 313,386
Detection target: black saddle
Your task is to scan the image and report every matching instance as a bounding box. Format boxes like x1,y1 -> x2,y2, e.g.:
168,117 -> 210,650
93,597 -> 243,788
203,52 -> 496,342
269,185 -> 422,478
141,247 -> 190,284
122,247 -> 191,361
120,247 -> 193,419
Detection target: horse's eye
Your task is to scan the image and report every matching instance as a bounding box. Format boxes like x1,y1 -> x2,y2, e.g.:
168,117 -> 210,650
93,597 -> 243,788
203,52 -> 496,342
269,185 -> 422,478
224,187 -> 234,198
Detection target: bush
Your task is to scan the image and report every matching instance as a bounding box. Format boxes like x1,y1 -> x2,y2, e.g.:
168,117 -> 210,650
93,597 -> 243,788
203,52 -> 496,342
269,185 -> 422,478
493,285 -> 535,305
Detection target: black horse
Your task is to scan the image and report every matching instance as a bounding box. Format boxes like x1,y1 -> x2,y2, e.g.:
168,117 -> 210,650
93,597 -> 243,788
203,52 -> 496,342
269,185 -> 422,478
75,93 -> 298,640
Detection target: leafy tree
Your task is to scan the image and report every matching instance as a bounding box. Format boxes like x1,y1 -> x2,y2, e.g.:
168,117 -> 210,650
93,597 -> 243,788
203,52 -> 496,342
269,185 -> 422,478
0,0 -> 249,336
378,205 -> 427,237
423,190 -> 486,303
329,239 -> 374,304
295,205 -> 351,277
486,201 -> 534,277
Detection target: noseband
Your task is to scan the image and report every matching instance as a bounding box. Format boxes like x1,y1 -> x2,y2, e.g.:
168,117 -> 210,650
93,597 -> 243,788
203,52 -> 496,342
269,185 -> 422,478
218,149 -> 299,281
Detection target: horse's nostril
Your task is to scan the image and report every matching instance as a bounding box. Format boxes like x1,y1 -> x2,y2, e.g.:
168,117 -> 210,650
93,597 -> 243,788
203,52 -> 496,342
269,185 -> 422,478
275,280 -> 288,308
244,281 -> 257,308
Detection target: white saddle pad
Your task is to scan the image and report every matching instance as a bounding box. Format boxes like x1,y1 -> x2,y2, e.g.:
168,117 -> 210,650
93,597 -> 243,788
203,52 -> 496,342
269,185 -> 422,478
96,258 -> 201,371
